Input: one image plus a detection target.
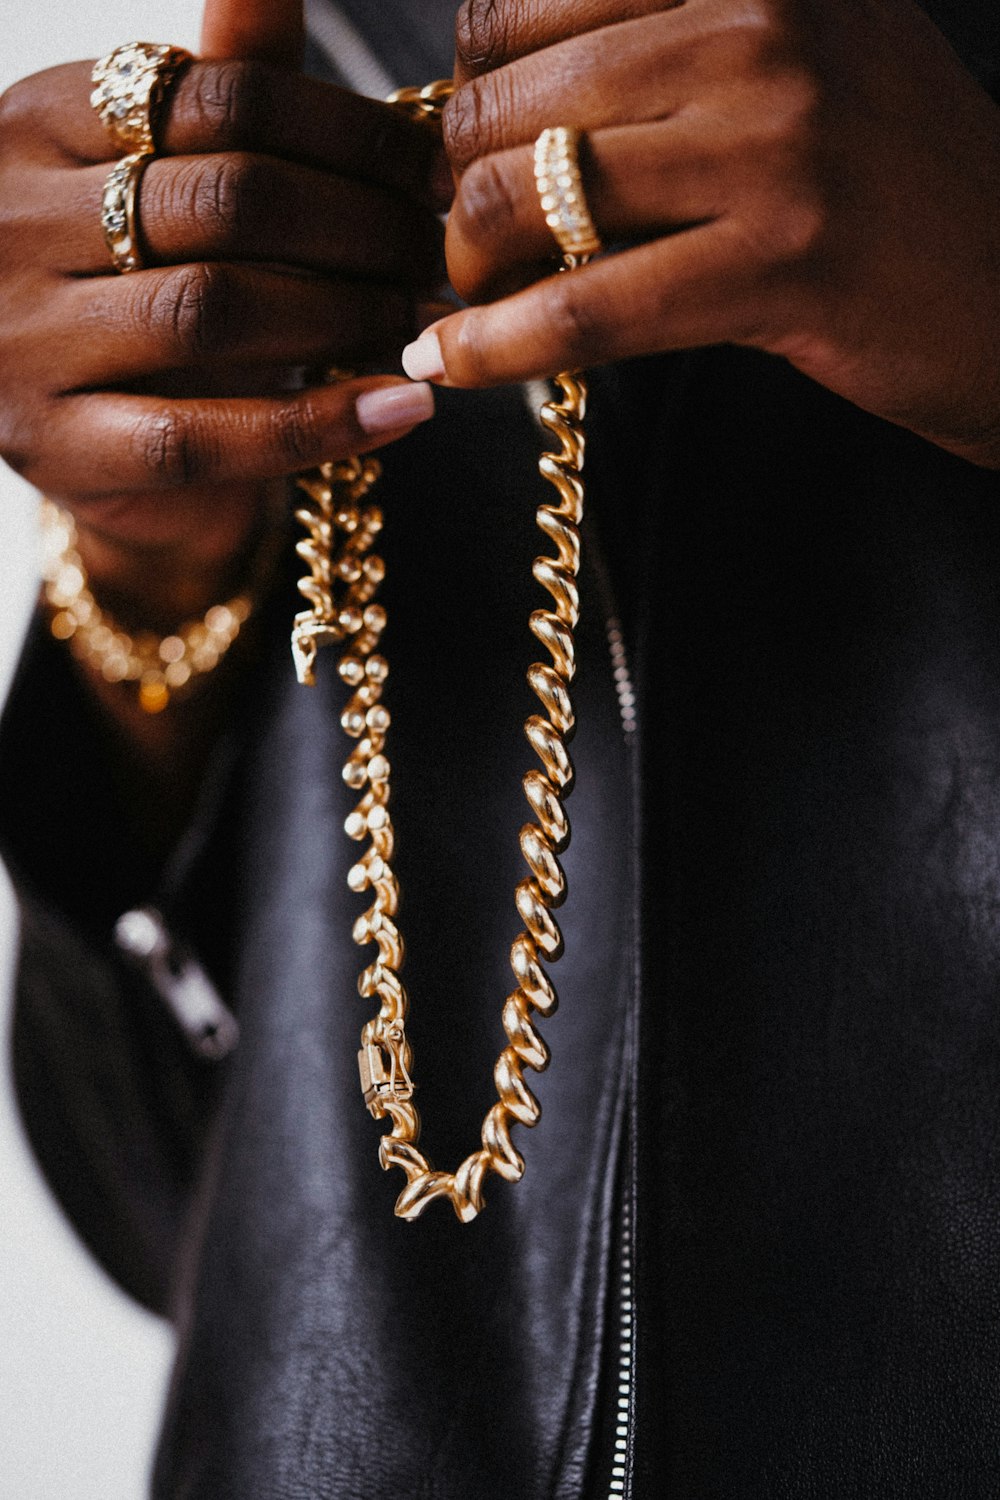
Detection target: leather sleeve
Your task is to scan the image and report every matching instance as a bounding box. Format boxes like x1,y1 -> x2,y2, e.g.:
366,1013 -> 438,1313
0,613 -> 249,1311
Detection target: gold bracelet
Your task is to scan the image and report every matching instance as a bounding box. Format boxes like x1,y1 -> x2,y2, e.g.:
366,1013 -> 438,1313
40,499 -> 256,714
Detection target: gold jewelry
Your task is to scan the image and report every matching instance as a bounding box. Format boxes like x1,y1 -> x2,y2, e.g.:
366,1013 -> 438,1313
40,500 -> 254,715
534,126 -> 603,262
90,42 -> 192,157
291,84 -> 596,1223
100,151 -> 152,273
385,77 -> 458,120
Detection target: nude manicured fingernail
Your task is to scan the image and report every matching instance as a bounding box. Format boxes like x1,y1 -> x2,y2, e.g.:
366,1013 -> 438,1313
355,382 -> 435,435
401,330 -> 445,382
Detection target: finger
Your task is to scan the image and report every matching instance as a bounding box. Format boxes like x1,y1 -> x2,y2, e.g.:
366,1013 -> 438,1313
445,8 -> 732,171
201,0 -> 303,68
160,65 -> 447,207
52,266 -> 423,388
15,61 -> 445,209
447,119 -> 725,303
33,378 -> 436,496
403,225 -> 771,387
64,154 -> 443,285
454,0 -> 680,82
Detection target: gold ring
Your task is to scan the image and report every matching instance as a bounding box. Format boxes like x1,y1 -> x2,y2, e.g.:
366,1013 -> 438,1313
101,151 -> 153,272
533,126 -> 603,263
91,42 -> 192,156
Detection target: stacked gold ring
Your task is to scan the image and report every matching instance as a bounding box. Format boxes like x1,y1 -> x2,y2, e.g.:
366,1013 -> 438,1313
90,41 -> 192,155
91,42 -> 192,274
100,151 -> 152,272
533,126 -> 603,263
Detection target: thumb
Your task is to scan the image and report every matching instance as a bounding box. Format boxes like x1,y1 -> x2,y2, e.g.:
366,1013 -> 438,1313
200,0 -> 304,67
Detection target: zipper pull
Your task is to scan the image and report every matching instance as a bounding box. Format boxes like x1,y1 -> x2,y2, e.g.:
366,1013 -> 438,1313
113,906 -> 239,1061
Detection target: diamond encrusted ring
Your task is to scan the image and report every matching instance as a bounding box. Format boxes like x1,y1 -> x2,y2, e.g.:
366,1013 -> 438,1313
533,126 -> 603,263
91,42 -> 192,156
101,151 -> 153,272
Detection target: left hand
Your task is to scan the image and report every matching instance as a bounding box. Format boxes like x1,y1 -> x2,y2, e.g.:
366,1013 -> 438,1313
404,0 -> 1000,467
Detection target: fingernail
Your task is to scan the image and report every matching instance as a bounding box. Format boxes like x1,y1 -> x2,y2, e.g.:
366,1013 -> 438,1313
401,330 -> 445,382
356,382 -> 435,435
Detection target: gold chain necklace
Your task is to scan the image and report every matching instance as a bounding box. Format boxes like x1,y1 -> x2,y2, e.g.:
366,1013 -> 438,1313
290,82 -> 590,1223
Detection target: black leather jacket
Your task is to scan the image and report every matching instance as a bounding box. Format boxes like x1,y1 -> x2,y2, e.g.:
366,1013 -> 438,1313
3,4 -> 1000,1496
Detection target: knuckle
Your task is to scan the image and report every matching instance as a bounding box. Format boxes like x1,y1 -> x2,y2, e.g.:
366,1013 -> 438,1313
0,77 -> 32,142
268,401 -> 321,471
199,152 -> 267,247
455,0 -> 510,75
0,66 -> 60,144
443,77 -> 502,175
763,63 -> 823,148
740,185 -> 827,277
544,278 -> 605,367
708,0 -> 794,78
455,153 -> 520,250
273,398 -> 324,471
751,74 -> 828,263
189,59 -> 268,148
146,154 -> 197,239
729,0 -> 781,43
772,194 -> 827,267
148,263 -> 240,363
133,409 -> 205,486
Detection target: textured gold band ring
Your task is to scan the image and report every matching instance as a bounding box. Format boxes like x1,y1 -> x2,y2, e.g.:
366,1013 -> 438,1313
533,126 -> 603,262
91,41 -> 192,156
101,151 -> 153,272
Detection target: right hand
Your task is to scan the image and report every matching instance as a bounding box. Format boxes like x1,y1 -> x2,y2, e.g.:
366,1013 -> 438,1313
0,0 -> 447,613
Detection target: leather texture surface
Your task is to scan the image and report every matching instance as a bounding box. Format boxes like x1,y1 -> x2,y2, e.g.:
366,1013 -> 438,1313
631,348 -> 1000,1497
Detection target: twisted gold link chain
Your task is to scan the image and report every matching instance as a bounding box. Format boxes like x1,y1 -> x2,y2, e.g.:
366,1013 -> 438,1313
385,77 -> 457,120
290,452 -> 385,687
291,83 -> 591,1222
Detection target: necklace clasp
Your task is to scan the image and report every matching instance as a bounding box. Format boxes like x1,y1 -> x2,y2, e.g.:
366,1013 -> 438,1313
358,1029 -> 414,1115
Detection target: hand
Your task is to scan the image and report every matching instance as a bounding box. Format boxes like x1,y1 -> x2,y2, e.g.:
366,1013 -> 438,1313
0,0 -> 446,620
403,0 -> 1000,468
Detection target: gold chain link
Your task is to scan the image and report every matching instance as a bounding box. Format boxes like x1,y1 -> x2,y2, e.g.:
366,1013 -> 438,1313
290,83 -> 591,1222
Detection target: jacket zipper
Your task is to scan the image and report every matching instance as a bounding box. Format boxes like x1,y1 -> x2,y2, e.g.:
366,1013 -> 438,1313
606,1189 -> 635,1498
605,617 -> 637,739
604,613 -> 638,1500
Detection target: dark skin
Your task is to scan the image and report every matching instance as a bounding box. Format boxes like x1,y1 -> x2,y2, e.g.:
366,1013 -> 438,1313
0,0 -> 446,612
1,0 -> 999,842
413,0 -> 1000,470
0,0 -> 446,818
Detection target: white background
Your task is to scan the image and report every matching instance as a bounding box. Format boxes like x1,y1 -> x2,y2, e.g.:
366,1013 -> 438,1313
0,8 -> 206,1496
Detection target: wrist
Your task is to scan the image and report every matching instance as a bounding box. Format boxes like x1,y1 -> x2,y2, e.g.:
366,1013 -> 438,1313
69,480 -> 285,630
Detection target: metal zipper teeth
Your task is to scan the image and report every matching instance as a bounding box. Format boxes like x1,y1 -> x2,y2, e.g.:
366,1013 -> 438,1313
603,613 -> 637,1500
605,617 -> 637,738
592,499 -> 638,1495
608,1192 -> 635,1498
